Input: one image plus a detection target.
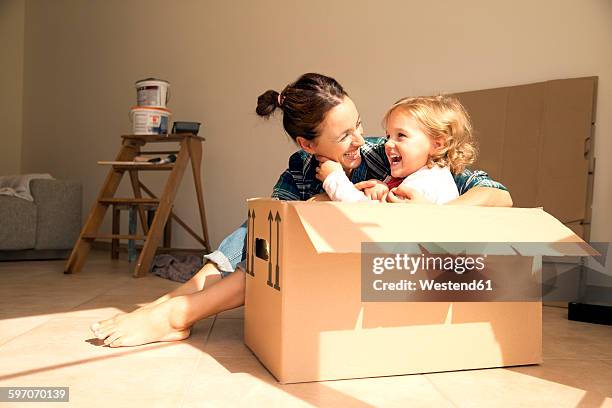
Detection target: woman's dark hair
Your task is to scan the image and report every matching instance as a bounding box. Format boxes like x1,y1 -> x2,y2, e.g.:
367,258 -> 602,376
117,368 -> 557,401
256,73 -> 348,141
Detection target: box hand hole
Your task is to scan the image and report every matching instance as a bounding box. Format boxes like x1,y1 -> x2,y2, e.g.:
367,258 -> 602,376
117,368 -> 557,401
255,238 -> 269,261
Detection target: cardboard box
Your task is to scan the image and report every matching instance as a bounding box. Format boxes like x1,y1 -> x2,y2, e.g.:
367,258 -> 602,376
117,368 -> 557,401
454,77 -> 597,240
244,200 -> 592,384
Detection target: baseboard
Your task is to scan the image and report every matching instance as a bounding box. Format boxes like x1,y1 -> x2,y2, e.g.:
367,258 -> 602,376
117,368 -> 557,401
0,249 -> 71,261
91,241 -> 205,256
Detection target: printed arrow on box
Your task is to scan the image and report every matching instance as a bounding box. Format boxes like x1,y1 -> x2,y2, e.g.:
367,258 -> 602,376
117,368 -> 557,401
267,211 -> 273,287
274,211 -> 281,291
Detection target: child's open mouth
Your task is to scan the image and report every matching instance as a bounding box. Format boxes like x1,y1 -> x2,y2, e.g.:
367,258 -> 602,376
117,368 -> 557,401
389,154 -> 402,166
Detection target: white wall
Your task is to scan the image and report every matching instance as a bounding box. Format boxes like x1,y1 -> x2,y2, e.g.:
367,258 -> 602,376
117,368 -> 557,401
0,0 -> 25,175
21,0 -> 612,251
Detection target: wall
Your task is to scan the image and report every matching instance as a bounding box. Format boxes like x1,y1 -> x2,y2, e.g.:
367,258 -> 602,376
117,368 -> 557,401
0,0 -> 25,175
21,0 -> 612,254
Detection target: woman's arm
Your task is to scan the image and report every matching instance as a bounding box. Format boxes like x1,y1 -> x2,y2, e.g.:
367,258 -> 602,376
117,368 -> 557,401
453,169 -> 513,207
446,186 -> 513,207
388,185 -> 513,207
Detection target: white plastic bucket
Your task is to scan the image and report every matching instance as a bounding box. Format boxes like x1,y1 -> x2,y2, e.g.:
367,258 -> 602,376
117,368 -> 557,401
130,106 -> 171,135
135,78 -> 170,107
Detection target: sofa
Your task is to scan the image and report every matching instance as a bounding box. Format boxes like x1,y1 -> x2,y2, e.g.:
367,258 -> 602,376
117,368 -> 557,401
0,179 -> 82,260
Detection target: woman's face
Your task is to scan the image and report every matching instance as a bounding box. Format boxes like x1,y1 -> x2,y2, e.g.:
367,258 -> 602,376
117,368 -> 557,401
298,96 -> 364,171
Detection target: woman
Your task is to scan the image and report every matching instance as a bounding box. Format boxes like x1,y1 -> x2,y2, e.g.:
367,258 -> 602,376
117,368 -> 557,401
91,73 -> 511,347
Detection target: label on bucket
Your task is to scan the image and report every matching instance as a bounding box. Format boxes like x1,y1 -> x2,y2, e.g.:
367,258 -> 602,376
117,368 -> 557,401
132,110 -> 169,135
137,86 -> 162,106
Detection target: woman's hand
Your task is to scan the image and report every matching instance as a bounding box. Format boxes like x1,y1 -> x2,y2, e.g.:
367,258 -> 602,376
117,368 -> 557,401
355,179 -> 389,202
387,185 -> 433,204
307,193 -> 331,202
315,156 -> 343,182
445,187 -> 513,207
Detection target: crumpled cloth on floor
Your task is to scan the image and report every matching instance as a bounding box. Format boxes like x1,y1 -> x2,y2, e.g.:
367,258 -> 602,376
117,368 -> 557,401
151,254 -> 203,283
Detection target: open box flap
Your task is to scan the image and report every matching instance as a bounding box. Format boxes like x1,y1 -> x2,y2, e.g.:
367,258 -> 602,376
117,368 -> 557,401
290,202 -> 595,256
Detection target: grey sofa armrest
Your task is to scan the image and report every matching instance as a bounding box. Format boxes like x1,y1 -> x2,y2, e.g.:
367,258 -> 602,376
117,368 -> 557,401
31,179 -> 82,250
0,196 -> 37,250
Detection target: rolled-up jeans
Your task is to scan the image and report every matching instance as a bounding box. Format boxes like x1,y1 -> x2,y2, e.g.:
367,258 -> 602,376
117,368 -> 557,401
203,222 -> 247,277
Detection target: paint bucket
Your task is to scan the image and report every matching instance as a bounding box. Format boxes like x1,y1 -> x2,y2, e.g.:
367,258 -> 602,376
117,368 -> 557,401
135,78 -> 170,107
130,106 -> 171,135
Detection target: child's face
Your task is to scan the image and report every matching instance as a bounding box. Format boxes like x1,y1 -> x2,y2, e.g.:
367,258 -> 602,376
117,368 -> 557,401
384,110 -> 441,178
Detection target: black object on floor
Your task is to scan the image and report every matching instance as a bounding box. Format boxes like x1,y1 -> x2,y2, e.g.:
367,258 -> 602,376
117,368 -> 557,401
568,302 -> 612,326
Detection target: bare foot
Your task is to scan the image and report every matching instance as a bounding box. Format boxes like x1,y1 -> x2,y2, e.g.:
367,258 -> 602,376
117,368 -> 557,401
90,264 -> 223,336
90,299 -> 164,335
90,299 -> 191,347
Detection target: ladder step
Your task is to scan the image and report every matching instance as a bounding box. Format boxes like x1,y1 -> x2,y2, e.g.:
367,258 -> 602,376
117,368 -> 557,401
83,233 -> 147,240
99,198 -> 160,205
139,150 -> 180,155
96,162 -> 174,171
113,164 -> 174,171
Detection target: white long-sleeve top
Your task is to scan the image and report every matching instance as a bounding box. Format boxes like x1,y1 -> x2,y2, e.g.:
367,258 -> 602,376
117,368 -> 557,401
322,165 -> 459,204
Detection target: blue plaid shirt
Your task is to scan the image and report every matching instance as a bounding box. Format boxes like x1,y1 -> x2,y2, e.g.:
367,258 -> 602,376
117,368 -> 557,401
271,137 -> 507,201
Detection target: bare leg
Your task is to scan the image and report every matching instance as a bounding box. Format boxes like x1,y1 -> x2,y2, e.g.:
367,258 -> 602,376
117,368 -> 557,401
93,269 -> 246,347
136,262 -> 224,308
90,262 -> 223,334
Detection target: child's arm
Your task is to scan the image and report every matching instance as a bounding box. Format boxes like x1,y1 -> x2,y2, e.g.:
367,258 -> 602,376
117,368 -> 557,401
446,187 -> 513,207
320,168 -> 369,203
387,167 -> 458,204
315,158 -> 369,202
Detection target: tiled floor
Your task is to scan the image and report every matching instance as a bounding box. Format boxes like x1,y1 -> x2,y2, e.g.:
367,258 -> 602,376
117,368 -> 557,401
0,251 -> 611,407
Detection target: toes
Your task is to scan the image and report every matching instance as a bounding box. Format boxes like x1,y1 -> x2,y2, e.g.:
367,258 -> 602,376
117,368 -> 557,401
104,331 -> 123,347
110,338 -> 124,348
96,325 -> 116,340
98,317 -> 114,326
90,322 -> 100,333
98,313 -> 122,327
98,318 -> 119,332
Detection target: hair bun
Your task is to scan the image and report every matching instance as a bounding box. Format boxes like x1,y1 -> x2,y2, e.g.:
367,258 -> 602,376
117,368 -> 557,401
256,90 -> 280,118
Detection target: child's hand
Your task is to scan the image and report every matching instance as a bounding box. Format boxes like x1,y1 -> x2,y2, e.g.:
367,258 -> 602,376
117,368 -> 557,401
357,179 -> 389,202
387,185 -> 433,204
315,156 -> 343,182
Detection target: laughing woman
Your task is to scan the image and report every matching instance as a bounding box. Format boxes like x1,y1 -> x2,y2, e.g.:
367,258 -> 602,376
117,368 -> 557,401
91,73 -> 511,347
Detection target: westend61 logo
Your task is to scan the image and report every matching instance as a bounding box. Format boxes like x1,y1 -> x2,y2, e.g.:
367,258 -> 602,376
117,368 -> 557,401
361,242 -> 545,302
371,253 -> 487,275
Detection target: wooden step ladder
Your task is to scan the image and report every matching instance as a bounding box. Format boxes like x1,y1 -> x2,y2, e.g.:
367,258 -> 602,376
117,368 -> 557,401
64,133 -> 211,277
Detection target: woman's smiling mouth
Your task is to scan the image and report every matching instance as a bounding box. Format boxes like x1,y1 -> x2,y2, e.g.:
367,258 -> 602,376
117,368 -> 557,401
344,150 -> 360,161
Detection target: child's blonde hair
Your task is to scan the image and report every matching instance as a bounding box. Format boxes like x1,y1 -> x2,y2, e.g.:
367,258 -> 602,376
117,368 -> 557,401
382,95 -> 477,174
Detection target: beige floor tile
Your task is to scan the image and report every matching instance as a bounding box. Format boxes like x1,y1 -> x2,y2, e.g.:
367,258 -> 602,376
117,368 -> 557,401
509,359 -> 612,398
0,356 -> 197,408
425,365 -> 612,408
210,353 -> 278,383
0,317 -> 213,381
203,318 -> 252,359
543,308 -> 612,360
181,372 -> 314,408
0,315 -> 52,346
216,305 -> 244,319
280,375 -> 454,408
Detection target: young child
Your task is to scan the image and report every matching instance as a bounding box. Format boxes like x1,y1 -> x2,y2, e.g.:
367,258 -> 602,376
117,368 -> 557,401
321,95 -> 476,204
